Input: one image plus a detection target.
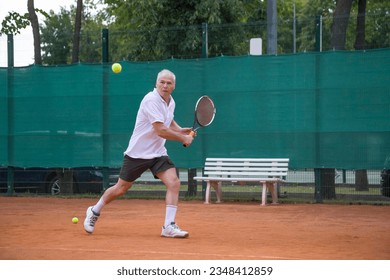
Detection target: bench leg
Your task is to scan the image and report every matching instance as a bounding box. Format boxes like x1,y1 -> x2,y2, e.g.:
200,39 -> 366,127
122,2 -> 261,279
261,182 -> 267,206
270,182 -> 278,204
213,181 -> 222,203
204,181 -> 211,204
261,182 -> 279,206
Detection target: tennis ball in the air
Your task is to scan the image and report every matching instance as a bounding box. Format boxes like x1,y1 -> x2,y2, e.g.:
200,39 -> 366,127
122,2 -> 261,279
72,217 -> 79,224
112,63 -> 122,73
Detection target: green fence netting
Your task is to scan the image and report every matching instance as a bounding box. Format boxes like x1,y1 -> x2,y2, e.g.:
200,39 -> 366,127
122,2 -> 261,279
1,49 -> 389,169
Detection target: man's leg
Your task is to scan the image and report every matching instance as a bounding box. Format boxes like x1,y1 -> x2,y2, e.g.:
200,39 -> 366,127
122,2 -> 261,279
97,178 -> 133,212
157,168 -> 189,238
84,178 -> 133,234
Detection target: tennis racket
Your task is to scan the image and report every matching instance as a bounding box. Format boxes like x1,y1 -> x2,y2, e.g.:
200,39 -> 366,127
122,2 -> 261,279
183,95 -> 216,147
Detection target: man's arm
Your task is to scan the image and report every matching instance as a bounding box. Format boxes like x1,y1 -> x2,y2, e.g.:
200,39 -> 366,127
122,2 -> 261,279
169,120 -> 193,134
153,121 -> 194,146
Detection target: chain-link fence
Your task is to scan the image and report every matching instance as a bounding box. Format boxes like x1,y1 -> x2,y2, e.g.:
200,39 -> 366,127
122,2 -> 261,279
1,167 -> 389,204
82,12 -> 390,62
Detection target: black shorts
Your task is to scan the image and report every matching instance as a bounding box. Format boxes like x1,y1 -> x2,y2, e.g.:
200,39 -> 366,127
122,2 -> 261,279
119,155 -> 175,182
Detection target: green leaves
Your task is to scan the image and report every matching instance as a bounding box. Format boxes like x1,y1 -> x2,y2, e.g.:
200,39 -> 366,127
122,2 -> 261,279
1,8 -> 51,35
0,12 -> 30,35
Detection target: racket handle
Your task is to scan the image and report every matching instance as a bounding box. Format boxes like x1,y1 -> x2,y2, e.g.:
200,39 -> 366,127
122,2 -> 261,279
183,130 -> 195,147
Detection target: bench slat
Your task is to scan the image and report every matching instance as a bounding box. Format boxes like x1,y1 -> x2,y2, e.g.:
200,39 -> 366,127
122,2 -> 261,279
204,172 -> 287,177
206,158 -> 289,162
205,163 -> 288,168
194,176 -> 285,182
204,167 -> 288,172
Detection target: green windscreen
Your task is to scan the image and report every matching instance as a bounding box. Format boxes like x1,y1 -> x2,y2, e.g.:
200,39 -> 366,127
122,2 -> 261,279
1,49 -> 389,169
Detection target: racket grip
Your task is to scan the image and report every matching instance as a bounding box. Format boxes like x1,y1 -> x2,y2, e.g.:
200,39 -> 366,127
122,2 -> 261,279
183,130 -> 195,147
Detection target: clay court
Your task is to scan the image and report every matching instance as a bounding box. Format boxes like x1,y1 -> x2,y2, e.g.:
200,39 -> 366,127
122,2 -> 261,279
0,196 -> 389,260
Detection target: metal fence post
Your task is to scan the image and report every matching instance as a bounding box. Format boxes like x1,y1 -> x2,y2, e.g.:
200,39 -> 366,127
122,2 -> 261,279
102,29 -> 110,192
7,167 -> 14,196
315,15 -> 322,52
102,29 -> 109,63
314,168 -> 323,203
7,34 -> 14,196
202,23 -> 208,58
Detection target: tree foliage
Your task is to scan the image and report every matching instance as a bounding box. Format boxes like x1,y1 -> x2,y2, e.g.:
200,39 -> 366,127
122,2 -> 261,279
40,8 -> 74,65
298,0 -> 389,52
0,12 -> 30,35
99,0 -> 248,61
4,0 -> 387,64
40,0 -> 104,65
0,8 -> 49,36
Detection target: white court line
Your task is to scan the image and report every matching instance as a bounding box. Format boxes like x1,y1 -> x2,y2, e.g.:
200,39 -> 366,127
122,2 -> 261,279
0,246 -> 301,260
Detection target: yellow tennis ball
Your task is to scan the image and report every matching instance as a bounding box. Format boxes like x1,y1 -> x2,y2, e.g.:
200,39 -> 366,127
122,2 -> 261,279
112,63 -> 122,74
72,217 -> 79,224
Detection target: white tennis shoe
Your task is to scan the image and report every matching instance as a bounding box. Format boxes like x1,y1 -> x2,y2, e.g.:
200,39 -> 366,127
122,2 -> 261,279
84,206 -> 100,234
161,222 -> 189,238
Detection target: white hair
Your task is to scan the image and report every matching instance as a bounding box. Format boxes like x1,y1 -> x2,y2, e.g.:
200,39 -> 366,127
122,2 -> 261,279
156,69 -> 176,83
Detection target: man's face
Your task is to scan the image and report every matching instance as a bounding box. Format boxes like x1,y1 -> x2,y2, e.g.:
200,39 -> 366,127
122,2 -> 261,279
156,74 -> 175,95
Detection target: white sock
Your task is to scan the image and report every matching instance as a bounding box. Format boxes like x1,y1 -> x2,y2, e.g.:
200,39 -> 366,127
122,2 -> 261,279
164,205 -> 177,227
92,197 -> 105,214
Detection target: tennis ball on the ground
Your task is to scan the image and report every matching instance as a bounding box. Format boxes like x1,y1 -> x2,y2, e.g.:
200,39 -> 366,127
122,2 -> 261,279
72,217 -> 79,224
112,63 -> 122,73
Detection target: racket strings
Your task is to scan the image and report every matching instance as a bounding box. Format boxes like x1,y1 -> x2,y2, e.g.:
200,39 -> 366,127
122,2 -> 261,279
196,97 -> 215,126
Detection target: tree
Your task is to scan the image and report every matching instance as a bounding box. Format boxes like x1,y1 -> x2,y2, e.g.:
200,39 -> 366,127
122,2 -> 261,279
101,0 -> 246,61
331,0 -> 354,50
40,8 -> 73,65
354,0 -> 366,50
28,0 -> 42,64
40,0 -> 103,65
355,169 -> 369,191
297,0 -> 390,52
353,0 -> 369,191
319,168 -> 337,199
1,1 -> 49,64
364,1 -> 390,49
72,0 -> 83,63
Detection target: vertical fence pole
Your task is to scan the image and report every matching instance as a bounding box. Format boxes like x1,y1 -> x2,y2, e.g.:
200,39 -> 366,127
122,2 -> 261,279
314,169 -> 322,202
293,1 -> 296,53
202,23 -> 208,58
102,29 -> 109,63
102,29 -> 110,191
315,15 -> 322,52
314,27 -> 323,203
7,34 -> 14,67
7,34 -> 14,196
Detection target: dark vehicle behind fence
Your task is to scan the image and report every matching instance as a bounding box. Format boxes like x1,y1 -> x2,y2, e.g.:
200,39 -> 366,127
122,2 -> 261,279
0,167 -> 106,195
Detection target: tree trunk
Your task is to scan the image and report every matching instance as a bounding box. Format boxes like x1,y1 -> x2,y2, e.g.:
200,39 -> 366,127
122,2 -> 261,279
355,169 -> 369,191
354,0 -> 366,50
72,0 -> 83,63
320,168 -> 336,199
331,0 -> 353,50
61,170 -> 74,194
27,0 -> 42,64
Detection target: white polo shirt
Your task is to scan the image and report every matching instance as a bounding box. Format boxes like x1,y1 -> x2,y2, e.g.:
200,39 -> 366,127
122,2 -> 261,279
124,88 -> 175,159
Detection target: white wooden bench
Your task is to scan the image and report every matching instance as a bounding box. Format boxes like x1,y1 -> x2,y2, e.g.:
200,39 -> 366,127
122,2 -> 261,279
194,158 -> 289,206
